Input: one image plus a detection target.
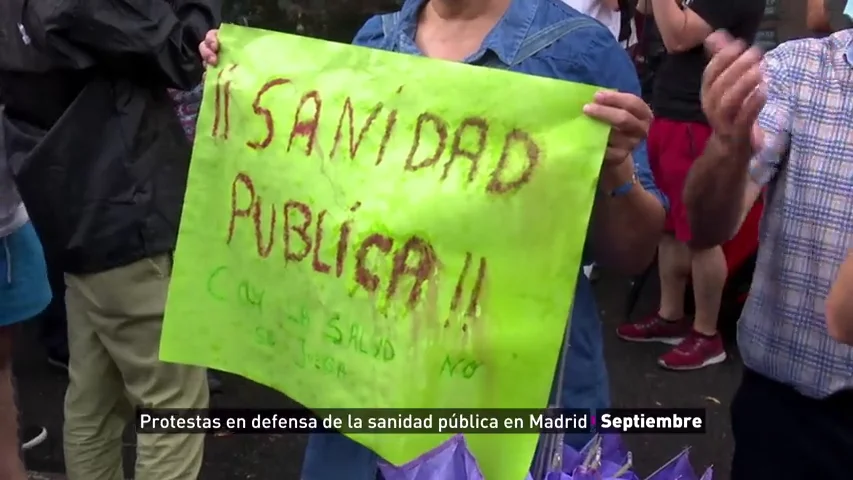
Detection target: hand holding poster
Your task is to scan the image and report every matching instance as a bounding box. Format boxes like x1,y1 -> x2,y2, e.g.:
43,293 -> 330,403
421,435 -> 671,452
160,24 -> 609,480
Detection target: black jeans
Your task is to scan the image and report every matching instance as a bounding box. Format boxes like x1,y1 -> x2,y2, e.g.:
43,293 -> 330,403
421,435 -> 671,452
35,254 -> 67,358
731,368 -> 853,480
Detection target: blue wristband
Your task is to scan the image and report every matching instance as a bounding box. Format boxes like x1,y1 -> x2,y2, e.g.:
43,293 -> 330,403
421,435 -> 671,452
609,173 -> 638,197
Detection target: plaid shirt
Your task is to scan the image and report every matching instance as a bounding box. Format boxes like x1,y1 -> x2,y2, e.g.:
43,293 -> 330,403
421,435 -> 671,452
745,30 -> 853,399
168,84 -> 203,141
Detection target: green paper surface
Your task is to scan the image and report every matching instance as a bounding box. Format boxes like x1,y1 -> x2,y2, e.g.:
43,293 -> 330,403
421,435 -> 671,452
161,24 -> 608,480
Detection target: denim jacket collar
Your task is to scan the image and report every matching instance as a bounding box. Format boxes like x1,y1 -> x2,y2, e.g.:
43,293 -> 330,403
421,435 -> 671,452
394,0 -> 538,65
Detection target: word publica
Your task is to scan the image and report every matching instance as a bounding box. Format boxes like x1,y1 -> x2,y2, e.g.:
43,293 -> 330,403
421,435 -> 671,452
596,408 -> 706,434
211,68 -> 541,195
227,172 -> 487,313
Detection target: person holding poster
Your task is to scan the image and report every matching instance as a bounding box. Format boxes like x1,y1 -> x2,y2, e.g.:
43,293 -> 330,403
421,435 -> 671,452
0,0 -> 220,479
616,0 -> 764,371
199,0 -> 667,477
688,31 -> 853,478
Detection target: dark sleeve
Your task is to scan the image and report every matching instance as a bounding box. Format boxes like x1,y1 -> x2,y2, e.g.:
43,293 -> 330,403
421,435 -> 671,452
687,0 -> 737,31
27,0 -> 221,90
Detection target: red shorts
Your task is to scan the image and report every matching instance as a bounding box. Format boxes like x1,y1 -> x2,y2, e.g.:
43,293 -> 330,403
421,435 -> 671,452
647,118 -> 712,242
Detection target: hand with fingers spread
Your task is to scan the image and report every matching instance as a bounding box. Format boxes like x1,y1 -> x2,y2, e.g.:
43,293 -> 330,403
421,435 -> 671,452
701,30 -> 766,157
583,90 -> 653,170
199,29 -> 221,68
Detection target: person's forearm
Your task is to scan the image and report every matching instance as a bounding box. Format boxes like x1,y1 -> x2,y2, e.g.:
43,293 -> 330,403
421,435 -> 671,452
826,250 -> 853,345
590,158 -> 666,275
683,135 -> 751,248
651,0 -> 688,51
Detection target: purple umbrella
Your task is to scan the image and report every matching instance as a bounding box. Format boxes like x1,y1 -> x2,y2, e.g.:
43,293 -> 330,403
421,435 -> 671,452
645,448 -> 713,480
378,434 -> 711,480
378,435 -> 483,480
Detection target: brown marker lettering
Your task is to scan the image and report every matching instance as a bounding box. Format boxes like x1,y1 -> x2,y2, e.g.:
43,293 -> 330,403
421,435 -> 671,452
465,257 -> 487,317
375,85 -> 404,166
404,113 -> 448,171
354,234 -> 393,292
246,78 -> 292,150
442,117 -> 489,182
222,65 -> 237,139
387,236 -> 437,308
450,252 -> 472,312
331,97 -> 383,161
312,210 -> 332,274
284,200 -> 312,262
336,202 -> 361,277
487,129 -> 540,194
211,68 -> 227,138
227,172 -> 255,244
288,90 -> 322,156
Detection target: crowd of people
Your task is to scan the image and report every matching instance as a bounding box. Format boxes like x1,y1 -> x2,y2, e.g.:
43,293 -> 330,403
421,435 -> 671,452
1,0 -> 852,479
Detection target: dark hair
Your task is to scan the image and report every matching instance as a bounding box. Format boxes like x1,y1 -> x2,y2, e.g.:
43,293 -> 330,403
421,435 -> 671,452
617,0 -> 635,43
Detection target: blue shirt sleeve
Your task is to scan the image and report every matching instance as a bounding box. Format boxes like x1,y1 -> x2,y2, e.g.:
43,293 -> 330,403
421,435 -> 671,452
552,27 -> 669,212
352,15 -> 385,47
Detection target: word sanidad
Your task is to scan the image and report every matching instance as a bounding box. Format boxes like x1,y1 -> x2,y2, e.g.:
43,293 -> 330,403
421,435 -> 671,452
211,67 -> 541,195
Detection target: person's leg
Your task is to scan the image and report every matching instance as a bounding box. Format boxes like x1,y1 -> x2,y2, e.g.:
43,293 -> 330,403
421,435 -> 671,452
690,246 -> 727,336
38,255 -> 68,369
617,118 -> 691,344
731,369 -> 853,480
553,275 -> 609,451
657,234 -> 690,322
0,326 -> 26,480
73,254 -> 208,480
0,222 -> 52,480
658,124 -> 725,370
301,433 -> 381,480
63,272 -> 133,480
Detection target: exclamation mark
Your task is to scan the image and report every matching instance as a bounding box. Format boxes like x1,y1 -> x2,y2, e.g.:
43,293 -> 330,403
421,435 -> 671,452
465,257 -> 487,318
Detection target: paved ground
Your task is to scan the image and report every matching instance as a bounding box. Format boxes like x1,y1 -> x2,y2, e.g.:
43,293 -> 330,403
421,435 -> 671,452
16,270 -> 740,479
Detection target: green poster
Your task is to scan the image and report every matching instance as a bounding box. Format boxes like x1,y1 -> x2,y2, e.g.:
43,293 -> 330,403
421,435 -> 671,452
161,24 -> 608,480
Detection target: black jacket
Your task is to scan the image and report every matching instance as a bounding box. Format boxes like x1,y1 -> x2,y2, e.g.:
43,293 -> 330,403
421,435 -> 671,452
0,0 -> 220,274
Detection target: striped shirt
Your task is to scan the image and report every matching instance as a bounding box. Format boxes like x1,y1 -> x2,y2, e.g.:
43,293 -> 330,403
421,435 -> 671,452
745,30 -> 853,399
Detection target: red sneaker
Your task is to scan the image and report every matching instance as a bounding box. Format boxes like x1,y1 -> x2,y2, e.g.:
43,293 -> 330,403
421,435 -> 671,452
658,331 -> 727,370
615,314 -> 690,345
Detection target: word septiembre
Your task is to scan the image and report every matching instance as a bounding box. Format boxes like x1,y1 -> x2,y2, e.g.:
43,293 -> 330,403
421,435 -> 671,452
136,408 -> 706,434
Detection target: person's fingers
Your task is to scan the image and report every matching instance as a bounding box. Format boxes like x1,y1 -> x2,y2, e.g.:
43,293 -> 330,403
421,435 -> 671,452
583,103 -> 647,139
591,91 -> 653,121
718,62 -> 762,123
205,29 -> 220,52
704,30 -> 734,57
734,87 -> 765,134
703,35 -> 743,89
702,39 -> 748,117
750,122 -> 765,153
603,147 -> 629,164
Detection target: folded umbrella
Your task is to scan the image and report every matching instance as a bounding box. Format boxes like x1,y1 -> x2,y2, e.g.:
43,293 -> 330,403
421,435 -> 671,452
378,434 -> 484,480
645,448 -> 712,480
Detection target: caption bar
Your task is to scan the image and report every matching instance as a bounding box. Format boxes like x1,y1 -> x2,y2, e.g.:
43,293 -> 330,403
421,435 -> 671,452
136,408 -> 705,434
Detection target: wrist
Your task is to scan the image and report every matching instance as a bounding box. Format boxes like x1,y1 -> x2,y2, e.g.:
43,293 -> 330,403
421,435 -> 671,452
599,157 -> 636,195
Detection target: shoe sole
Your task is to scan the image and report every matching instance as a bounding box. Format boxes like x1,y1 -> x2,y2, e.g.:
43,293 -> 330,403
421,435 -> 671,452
21,427 -> 48,450
658,351 -> 728,371
47,358 -> 69,371
616,333 -> 685,346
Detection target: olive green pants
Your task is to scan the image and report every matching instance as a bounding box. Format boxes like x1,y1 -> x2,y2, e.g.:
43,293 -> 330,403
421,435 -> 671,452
63,254 -> 208,480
